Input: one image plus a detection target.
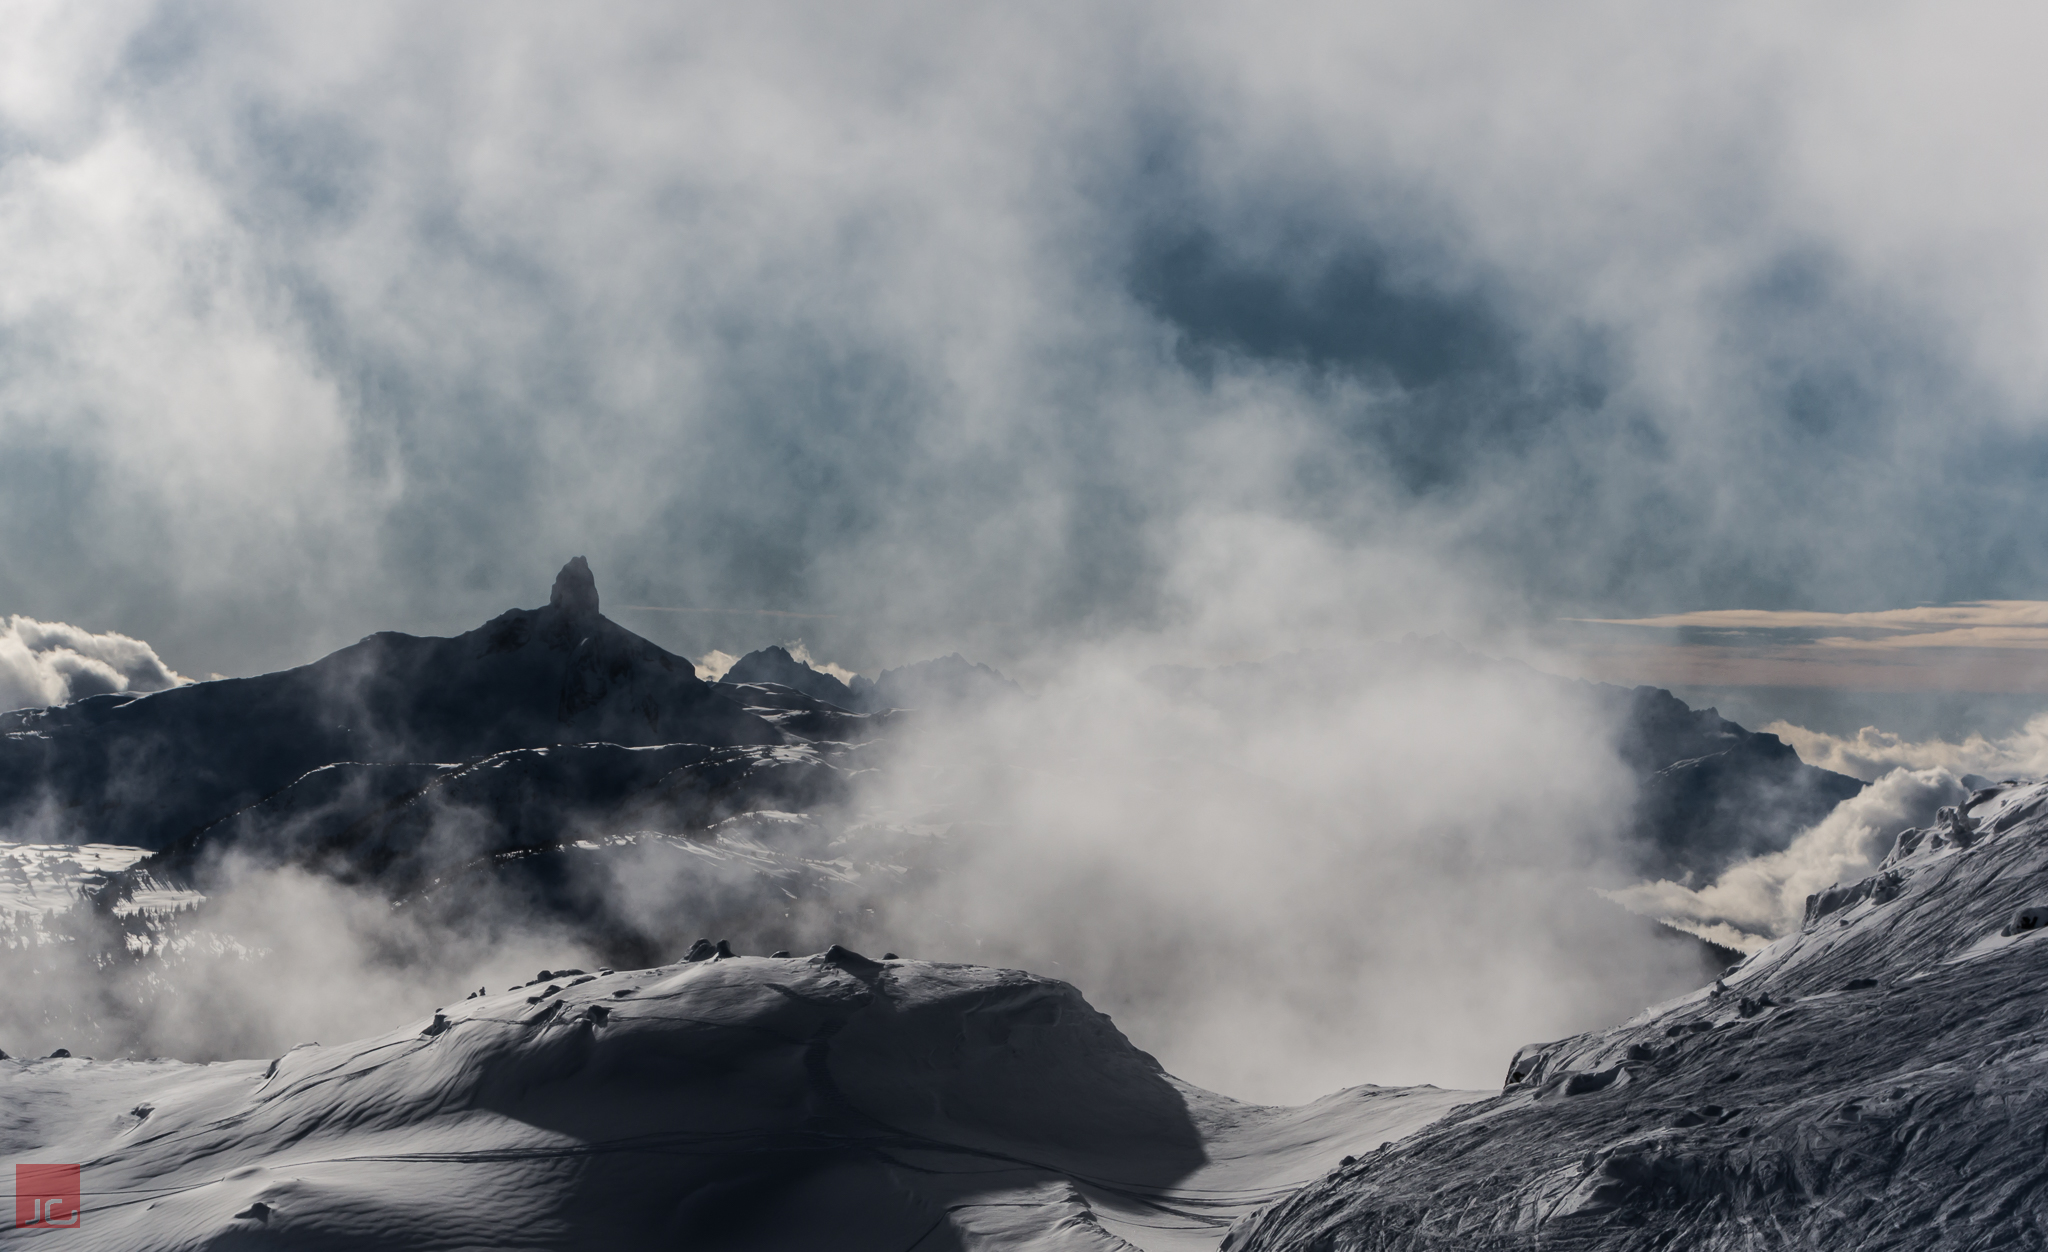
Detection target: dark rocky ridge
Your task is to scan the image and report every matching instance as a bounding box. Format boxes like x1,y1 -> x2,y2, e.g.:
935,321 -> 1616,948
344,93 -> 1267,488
1611,685 -> 1864,881
0,560 -> 781,851
1,574 -> 1867,1044
145,741 -> 860,894
722,644 -> 864,709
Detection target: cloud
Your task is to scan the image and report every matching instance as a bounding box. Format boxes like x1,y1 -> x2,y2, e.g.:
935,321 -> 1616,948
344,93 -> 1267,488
9,0 -> 2048,1104
4,4 -> 2048,679
1605,767 -> 1964,949
1556,601 -> 2048,692
0,857 -> 603,1063
841,643 -> 1724,1102
1765,717 -> 2048,784
0,615 -> 188,712
1578,602 -> 2048,657
1577,602 -> 2048,636
691,650 -> 740,682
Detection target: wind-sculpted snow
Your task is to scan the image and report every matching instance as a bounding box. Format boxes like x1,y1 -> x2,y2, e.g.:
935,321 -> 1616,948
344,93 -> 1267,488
1224,779 -> 2048,1251
0,951 -> 1474,1250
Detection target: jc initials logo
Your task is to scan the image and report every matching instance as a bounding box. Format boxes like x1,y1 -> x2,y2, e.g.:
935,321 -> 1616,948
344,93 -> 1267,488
15,1165 -> 81,1229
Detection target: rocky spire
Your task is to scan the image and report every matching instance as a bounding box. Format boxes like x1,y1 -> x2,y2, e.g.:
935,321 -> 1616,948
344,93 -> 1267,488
549,556 -> 600,616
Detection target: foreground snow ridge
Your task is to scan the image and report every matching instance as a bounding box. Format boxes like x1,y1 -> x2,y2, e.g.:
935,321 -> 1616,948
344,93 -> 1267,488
0,947 -> 1470,1250
1226,779 -> 2048,1251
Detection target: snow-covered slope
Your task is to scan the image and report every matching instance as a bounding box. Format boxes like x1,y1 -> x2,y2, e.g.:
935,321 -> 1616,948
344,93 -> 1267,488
1224,779 -> 2048,1250
0,842 -> 196,947
0,949 -> 1474,1251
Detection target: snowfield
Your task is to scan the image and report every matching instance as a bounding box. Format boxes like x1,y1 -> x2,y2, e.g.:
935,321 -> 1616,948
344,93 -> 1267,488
0,946 -> 1474,1250
0,843 -> 197,949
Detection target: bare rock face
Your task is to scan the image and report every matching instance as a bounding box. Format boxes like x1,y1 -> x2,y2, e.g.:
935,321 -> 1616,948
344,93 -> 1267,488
722,645 -> 862,710
548,555 -> 600,616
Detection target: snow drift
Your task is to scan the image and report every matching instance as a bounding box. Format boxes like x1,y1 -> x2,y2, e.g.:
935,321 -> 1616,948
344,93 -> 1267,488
0,947 -> 1473,1251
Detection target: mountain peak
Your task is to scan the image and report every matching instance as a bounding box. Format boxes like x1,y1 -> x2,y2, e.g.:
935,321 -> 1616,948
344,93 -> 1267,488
549,556 -> 599,616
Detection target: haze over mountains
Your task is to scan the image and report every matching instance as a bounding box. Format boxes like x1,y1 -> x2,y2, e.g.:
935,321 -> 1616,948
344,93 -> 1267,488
0,560 -> 2035,1248
0,561 -> 1863,972
8,6 -> 2048,1245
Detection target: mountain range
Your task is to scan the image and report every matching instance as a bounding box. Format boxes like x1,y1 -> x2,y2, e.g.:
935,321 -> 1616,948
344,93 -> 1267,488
4,559 -> 1856,943
1,558 -> 1992,1250
3,782 -> 2041,1248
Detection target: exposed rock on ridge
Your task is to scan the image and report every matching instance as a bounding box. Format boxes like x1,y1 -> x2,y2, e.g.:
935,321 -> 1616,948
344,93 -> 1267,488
548,554 -> 600,615
722,644 -> 862,709
0,560 -> 779,850
718,645 -> 1021,714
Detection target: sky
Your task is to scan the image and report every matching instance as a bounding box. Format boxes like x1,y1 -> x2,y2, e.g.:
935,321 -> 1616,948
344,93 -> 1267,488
12,2 -> 2048,1098
5,2 -> 2048,709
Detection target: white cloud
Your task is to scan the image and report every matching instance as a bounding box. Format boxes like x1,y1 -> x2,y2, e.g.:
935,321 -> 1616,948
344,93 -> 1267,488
1766,716 -> 2048,784
5,2 -> 2048,677
0,615 -> 188,712
849,643 -> 1718,1101
1579,602 -> 2048,633
691,649 -> 739,682
1604,767 -> 1963,949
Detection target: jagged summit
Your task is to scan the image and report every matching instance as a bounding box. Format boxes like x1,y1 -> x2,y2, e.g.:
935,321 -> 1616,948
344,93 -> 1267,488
548,555 -> 599,616
0,562 -> 780,850
722,644 -> 862,710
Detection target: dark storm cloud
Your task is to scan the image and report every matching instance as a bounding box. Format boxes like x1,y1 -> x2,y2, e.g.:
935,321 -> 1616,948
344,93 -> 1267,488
3,3 -> 2047,677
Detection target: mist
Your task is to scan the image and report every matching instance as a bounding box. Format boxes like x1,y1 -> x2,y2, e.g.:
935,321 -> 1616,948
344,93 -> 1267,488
0,854 -> 607,1063
814,645 -> 1722,1102
1766,717 -> 2048,783
3,0 -> 2045,1112
6,3 -> 2048,678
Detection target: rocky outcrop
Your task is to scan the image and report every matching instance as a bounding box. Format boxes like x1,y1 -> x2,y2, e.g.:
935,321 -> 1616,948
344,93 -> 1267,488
547,554 -> 601,615
719,646 -> 1022,714
145,740 -> 859,894
1608,685 -> 1864,880
866,652 -> 1019,711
